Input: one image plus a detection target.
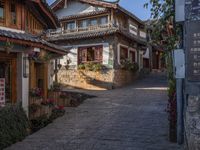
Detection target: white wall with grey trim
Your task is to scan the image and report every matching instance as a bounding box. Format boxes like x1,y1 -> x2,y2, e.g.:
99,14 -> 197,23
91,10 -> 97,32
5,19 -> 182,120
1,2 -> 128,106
60,43 -> 111,69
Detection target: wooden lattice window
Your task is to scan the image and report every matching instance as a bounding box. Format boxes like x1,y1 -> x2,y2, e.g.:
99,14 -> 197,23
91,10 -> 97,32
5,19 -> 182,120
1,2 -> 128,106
78,45 -> 103,64
10,0 -> 17,25
0,0 -> 5,22
120,46 -> 128,61
25,11 -> 43,34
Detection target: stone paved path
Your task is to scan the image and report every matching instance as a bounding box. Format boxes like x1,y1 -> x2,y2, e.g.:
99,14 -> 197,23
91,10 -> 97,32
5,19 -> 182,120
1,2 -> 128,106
7,73 -> 183,150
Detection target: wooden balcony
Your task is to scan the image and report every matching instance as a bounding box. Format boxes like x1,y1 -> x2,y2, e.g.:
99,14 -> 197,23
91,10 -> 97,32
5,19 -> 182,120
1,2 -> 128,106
47,24 -> 113,37
46,24 -> 146,44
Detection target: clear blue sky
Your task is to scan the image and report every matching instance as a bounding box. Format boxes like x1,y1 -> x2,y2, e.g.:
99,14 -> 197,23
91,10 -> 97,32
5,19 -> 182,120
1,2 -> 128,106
47,0 -> 151,20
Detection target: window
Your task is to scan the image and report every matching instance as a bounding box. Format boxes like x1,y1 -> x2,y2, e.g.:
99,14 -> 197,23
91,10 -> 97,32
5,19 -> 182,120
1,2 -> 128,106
130,51 -> 136,63
26,11 -> 43,34
65,21 -> 75,30
99,16 -> 108,25
90,18 -> 97,26
87,48 -> 95,61
10,1 -> 17,25
120,46 -> 128,61
78,45 -> 103,64
79,20 -> 88,28
0,0 -> 4,22
139,31 -> 146,38
129,24 -> 138,36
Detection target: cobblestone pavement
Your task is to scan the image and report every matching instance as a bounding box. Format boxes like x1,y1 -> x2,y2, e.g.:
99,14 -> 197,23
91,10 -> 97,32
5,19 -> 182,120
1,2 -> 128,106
7,73 -> 183,150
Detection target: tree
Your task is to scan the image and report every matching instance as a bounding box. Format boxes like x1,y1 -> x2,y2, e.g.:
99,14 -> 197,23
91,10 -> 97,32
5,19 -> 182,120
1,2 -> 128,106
144,0 -> 181,142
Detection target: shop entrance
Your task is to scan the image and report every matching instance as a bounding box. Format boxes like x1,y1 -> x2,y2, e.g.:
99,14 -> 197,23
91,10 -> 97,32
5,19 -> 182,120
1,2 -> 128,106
29,61 -> 48,100
0,53 -> 17,104
0,62 -> 11,103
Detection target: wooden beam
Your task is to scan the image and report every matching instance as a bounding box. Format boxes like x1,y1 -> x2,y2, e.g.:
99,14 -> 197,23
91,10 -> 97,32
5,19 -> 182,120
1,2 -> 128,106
32,0 -> 58,28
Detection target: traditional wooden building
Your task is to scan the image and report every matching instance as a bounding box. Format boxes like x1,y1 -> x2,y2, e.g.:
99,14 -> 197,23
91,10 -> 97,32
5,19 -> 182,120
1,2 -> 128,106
47,0 -> 147,90
145,20 -> 165,71
0,0 -> 66,113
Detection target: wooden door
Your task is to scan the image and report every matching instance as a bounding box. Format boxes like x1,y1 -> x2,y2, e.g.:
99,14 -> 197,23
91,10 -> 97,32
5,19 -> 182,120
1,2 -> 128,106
0,52 -> 17,104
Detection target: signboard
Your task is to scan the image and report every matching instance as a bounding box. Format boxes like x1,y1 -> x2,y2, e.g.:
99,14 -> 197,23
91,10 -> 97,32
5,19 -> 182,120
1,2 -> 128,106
185,0 -> 200,21
175,0 -> 185,22
173,49 -> 185,79
186,21 -> 200,81
0,78 -> 5,107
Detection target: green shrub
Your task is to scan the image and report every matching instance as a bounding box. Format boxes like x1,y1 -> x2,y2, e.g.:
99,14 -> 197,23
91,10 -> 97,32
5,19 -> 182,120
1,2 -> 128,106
30,107 -> 65,133
49,108 -> 65,121
0,104 -> 29,149
30,115 -> 52,133
78,62 -> 104,72
120,59 -> 139,73
78,64 -> 86,70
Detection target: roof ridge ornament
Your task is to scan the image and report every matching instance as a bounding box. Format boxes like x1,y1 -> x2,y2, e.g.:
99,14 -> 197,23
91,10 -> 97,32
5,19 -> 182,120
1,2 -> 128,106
96,0 -> 120,4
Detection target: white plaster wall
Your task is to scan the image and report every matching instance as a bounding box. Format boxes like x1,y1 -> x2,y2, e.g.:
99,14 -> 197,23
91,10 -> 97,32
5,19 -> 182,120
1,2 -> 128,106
17,53 -> 29,116
143,48 -> 150,59
55,1 -> 105,19
102,43 -> 110,66
48,60 -> 55,89
139,31 -> 147,38
139,51 -> 144,70
61,43 -> 110,68
67,47 -> 78,66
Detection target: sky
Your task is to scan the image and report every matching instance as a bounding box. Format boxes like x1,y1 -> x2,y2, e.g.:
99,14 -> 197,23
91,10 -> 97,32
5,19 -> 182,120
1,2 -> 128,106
47,0 -> 151,21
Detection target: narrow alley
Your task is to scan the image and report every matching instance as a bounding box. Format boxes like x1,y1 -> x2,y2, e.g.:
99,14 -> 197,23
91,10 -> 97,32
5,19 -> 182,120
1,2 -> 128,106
7,73 -> 183,150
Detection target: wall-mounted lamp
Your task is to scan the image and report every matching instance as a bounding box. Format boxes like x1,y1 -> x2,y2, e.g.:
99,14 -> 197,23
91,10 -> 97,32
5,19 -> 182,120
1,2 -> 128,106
23,57 -> 29,78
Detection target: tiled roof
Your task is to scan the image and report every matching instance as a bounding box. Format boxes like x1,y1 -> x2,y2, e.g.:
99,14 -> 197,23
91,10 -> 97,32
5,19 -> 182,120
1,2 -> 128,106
60,10 -> 109,21
47,27 -> 147,45
0,29 -> 66,54
51,0 -> 144,26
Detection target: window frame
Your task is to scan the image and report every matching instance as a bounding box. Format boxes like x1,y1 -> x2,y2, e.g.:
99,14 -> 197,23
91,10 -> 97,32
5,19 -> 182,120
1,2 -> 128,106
10,0 -> 17,26
129,48 -> 137,63
99,16 -> 108,25
90,18 -> 98,26
0,0 -> 5,23
79,19 -> 89,29
117,44 -> 129,65
64,21 -> 76,31
78,45 -> 103,64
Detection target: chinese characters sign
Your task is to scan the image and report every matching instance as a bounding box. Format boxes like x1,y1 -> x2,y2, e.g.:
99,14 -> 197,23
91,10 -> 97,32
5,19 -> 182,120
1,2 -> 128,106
0,78 -> 5,107
186,0 -> 200,21
186,21 -> 200,81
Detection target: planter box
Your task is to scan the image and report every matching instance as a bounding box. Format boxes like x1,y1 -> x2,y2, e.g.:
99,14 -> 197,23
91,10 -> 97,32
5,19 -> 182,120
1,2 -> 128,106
48,91 -> 61,105
29,97 -> 43,105
29,105 -> 53,119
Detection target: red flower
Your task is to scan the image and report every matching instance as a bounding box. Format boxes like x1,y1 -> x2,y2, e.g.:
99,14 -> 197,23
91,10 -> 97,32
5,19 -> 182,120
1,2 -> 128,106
58,105 -> 64,110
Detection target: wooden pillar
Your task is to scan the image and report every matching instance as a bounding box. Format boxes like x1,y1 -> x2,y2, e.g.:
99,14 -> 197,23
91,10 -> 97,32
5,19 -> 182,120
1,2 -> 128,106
43,63 -> 48,100
111,9 -> 114,25
11,59 -> 17,103
29,60 -> 36,89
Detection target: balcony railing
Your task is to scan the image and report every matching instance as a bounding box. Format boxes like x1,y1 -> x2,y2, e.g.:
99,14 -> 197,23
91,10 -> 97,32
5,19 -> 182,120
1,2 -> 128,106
46,24 -> 146,42
47,23 -> 113,37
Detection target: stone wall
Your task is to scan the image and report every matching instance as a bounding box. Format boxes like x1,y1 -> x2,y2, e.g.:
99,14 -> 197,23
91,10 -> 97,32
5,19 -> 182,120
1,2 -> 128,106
113,70 -> 139,87
57,68 -> 138,90
185,96 -> 200,150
